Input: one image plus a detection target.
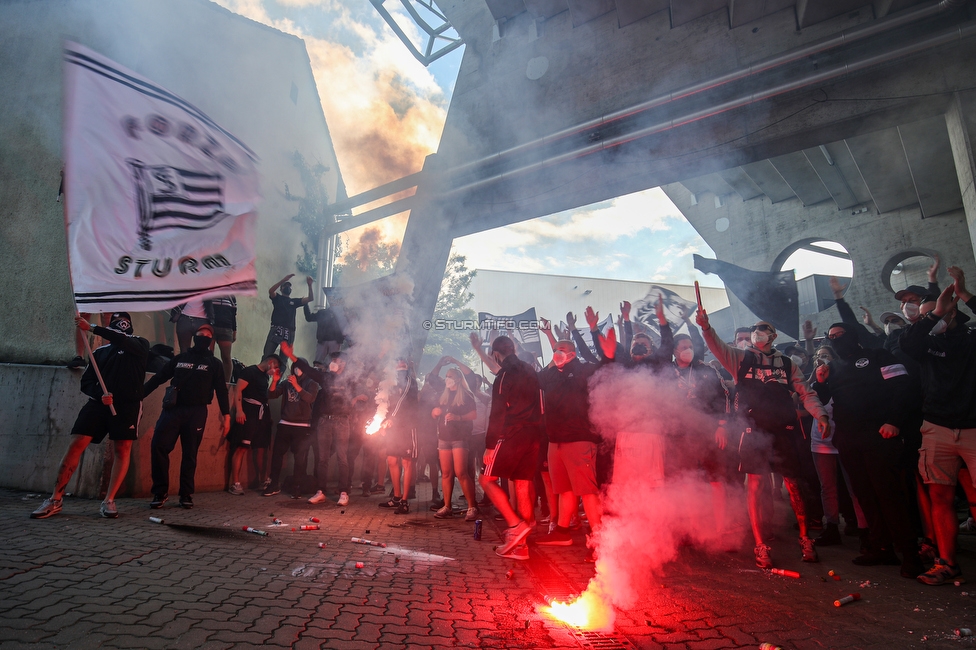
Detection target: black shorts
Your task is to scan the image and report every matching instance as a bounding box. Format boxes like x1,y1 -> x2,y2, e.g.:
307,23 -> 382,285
228,402 -> 271,448
484,437 -> 540,481
737,425 -> 802,478
386,427 -> 418,459
71,399 -> 142,443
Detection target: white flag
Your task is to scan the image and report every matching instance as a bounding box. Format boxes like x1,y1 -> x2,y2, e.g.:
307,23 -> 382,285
63,42 -> 261,311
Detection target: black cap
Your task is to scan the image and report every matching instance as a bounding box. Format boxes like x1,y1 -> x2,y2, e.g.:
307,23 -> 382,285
109,312 -> 133,334
894,285 -> 931,301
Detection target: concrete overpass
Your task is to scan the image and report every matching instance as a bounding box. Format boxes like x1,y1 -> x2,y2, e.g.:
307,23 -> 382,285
348,0 -> 976,347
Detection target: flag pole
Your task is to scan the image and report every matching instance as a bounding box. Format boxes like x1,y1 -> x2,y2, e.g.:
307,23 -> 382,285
61,163 -> 116,416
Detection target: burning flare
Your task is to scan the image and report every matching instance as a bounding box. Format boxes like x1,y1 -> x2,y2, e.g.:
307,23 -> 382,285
542,585 -> 614,631
365,415 -> 384,436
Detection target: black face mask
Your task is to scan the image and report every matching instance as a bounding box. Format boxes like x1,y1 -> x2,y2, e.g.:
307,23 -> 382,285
281,285 -> 292,296
192,335 -> 212,350
830,330 -> 859,359
631,343 -> 648,357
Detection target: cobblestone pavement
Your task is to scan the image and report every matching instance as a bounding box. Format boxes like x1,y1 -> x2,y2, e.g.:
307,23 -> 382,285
2,485 -> 975,649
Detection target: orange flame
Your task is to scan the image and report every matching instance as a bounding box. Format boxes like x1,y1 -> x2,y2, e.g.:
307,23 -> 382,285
543,589 -> 613,630
365,416 -> 383,436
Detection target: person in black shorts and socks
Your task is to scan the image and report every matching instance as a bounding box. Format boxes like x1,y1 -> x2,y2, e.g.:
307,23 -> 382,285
211,295 -> 237,382
379,359 -> 420,514
264,274 -> 313,357
31,313 -> 150,520
479,336 -> 546,561
225,354 -> 281,495
144,323 -> 231,509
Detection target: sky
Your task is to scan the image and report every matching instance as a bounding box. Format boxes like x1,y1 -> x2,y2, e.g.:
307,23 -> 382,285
210,0 -> 846,291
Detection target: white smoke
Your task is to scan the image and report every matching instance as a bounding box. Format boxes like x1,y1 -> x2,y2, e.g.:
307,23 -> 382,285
553,363 -> 747,630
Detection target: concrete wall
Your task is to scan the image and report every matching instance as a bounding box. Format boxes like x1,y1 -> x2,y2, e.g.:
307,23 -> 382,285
0,0 -> 342,366
0,363 -> 238,498
662,182 -> 976,336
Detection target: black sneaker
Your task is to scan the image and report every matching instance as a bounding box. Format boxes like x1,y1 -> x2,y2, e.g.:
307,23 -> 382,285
429,498 -> 445,511
262,486 -> 281,497
379,497 -> 401,509
66,356 -> 86,370
814,523 -> 842,547
395,500 -> 410,515
150,494 -> 167,509
179,496 -> 193,509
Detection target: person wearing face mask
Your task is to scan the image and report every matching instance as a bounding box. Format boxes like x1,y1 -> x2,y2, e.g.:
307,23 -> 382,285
263,274 -> 313,358
902,267 -> 976,585
379,359 -> 420,514
224,354 -> 282,495
698,310 -> 830,570
143,323 -> 230,509
666,332 -> 736,539
31,313 -> 150,520
262,355 -> 321,498
812,323 -> 922,578
430,367 -> 480,521
533,337 -> 610,555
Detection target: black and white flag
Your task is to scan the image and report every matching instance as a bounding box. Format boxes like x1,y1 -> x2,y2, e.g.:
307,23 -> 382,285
63,42 -> 261,311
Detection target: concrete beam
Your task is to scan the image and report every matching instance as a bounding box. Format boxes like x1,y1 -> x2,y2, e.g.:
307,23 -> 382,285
719,167 -> 765,200
946,91 -> 976,262
741,160 -> 797,203
616,0 -> 669,27
769,151 -> 833,206
670,0 -> 728,27
898,115 -> 964,218
803,145 -> 859,209
845,128 -> 919,213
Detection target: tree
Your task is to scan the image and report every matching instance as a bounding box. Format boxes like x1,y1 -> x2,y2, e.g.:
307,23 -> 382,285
422,253 -> 478,372
284,151 -> 342,276
332,227 -> 400,287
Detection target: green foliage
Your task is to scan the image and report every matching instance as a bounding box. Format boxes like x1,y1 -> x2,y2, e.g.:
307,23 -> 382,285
422,253 -> 478,370
285,151 -> 342,276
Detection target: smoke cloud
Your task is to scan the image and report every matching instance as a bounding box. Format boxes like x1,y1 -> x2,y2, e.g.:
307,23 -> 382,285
564,363 -> 747,630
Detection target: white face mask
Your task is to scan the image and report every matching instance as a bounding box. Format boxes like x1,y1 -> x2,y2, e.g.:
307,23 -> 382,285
445,378 -> 457,389
791,355 -> 804,367
735,339 -> 751,350
552,350 -> 574,368
329,362 -> 340,372
930,318 -> 948,336
902,302 -> 920,321
751,331 -> 769,346
678,348 -> 695,364
884,322 -> 903,336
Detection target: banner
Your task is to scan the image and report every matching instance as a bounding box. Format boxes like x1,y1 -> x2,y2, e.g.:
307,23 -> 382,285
694,255 -> 799,339
631,285 -> 698,346
63,42 -> 261,311
478,307 -> 544,363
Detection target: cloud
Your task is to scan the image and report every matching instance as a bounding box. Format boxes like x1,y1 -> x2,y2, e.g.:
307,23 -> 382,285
212,0 -> 449,247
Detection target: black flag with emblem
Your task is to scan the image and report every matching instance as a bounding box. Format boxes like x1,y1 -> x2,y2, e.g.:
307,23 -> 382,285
693,255 -> 799,339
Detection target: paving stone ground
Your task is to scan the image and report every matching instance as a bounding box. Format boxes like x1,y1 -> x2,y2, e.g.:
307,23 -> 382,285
2,485 -> 975,649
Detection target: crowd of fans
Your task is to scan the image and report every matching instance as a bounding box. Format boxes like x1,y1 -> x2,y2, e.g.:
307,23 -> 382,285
32,262 -> 976,587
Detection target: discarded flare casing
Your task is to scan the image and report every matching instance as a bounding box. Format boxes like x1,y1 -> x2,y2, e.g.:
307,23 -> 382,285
758,644 -> 784,650
242,526 -> 269,536
834,593 -> 861,607
318,542 -> 326,549
351,537 -> 386,547
149,516 -> 164,524
355,562 -> 364,569
298,525 -> 320,531
957,628 -> 973,637
770,568 -> 800,578
309,517 -> 320,523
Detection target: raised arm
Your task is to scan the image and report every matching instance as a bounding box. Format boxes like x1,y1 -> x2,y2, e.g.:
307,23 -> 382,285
269,274 -> 294,299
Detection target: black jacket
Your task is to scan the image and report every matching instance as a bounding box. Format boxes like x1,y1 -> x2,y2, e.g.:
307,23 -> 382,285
901,300 -> 976,429
81,326 -> 150,403
538,357 -> 602,444
486,354 -> 544,448
144,346 -> 230,414
812,347 -> 911,438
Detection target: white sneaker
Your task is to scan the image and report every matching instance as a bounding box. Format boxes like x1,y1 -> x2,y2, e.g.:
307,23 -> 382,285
227,483 -> 245,496
337,492 -> 349,506
465,507 -> 478,522
307,490 -> 327,505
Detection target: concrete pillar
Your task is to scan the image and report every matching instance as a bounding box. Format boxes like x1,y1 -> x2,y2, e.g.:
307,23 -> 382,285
395,155 -> 458,362
946,91 -> 976,262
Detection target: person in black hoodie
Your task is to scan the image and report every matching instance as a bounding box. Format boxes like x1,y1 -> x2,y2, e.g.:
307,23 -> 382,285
812,322 -> 922,579
31,313 -> 150,520
903,267 -> 976,585
262,353 -> 321,498
144,322 -> 230,509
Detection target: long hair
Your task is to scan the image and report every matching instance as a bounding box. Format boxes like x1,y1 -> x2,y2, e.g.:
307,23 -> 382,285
440,368 -> 475,409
